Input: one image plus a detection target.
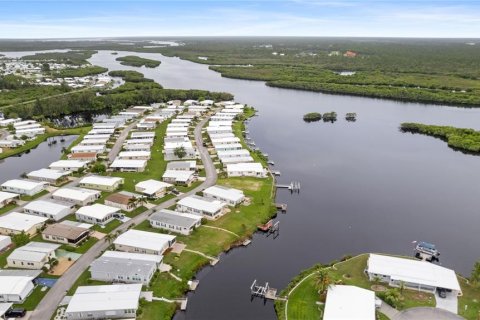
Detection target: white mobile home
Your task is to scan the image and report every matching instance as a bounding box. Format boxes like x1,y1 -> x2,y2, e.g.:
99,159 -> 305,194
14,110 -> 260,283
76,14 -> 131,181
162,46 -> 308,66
162,170 -> 196,186
166,161 -> 197,172
90,251 -> 161,285
49,160 -> 89,172
70,144 -> 106,154
65,284 -> 142,320
135,179 -> 172,198
110,159 -> 147,172
0,272 -> 36,303
52,187 -> 101,206
366,254 -> 462,296
203,185 -> 245,206
79,175 -> 124,192
75,204 -> 120,226
0,212 -> 48,236
176,195 -> 227,219
114,229 -> 176,255
27,168 -> 72,184
149,209 -> 201,235
117,151 -> 151,160
1,179 -> 46,196
23,199 -> 75,221
324,285 -> 376,320
226,162 -> 267,178
7,242 -> 60,270
0,191 -> 19,208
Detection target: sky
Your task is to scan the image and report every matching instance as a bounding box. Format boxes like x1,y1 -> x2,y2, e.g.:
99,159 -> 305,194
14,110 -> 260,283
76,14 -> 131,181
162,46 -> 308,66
0,0 -> 480,39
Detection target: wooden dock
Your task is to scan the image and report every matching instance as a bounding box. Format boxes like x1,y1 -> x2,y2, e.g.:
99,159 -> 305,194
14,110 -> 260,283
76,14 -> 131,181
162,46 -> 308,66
275,203 -> 287,212
257,219 -> 273,232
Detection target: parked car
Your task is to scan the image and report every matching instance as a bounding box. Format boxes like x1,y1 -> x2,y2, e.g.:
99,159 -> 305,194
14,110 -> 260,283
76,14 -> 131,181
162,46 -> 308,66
437,288 -> 447,298
5,308 -> 26,318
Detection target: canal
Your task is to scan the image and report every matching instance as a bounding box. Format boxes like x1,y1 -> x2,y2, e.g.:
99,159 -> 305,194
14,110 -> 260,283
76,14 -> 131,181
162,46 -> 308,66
0,135 -> 77,184
90,50 -> 480,320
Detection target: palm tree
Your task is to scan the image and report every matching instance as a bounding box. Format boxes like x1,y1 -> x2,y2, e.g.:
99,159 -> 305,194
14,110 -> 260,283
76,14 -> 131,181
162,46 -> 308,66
104,233 -> 115,243
314,268 -> 332,296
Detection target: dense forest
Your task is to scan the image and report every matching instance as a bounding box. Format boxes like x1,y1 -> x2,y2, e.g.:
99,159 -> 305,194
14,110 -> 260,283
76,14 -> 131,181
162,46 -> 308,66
21,50 -> 98,65
401,123 -> 480,153
115,55 -> 161,68
53,66 -> 108,78
1,75 -> 233,119
108,70 -> 154,82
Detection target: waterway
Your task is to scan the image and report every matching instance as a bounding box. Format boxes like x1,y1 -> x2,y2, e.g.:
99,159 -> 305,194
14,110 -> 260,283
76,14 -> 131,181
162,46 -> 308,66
3,48 -> 480,319
0,135 -> 77,184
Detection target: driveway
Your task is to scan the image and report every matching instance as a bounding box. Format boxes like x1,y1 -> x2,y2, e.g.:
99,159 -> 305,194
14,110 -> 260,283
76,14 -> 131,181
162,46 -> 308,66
435,291 -> 458,314
392,307 -> 464,320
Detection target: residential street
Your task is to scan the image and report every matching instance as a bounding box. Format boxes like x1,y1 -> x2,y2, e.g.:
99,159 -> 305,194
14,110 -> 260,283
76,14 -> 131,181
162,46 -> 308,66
30,115 -> 217,320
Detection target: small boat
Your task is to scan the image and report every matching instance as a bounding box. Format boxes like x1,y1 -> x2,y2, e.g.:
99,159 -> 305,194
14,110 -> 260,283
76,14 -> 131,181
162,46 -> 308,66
414,241 -> 440,261
268,161 -> 275,166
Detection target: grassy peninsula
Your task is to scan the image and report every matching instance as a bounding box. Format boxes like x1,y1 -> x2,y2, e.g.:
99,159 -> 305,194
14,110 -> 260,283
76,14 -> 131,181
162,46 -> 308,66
275,254 -> 480,320
401,123 -> 480,153
115,55 -> 161,68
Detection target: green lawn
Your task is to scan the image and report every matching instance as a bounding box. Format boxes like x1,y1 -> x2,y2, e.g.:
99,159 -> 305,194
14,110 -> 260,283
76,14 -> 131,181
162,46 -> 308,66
284,276 -> 322,320
66,270 -> 107,295
0,247 -> 14,268
125,206 -> 148,218
0,203 -> 17,215
150,272 -> 188,299
92,219 -> 122,234
14,285 -> 50,310
458,278 -> 480,320
20,190 -> 49,201
60,237 -> 98,254
138,300 -> 177,320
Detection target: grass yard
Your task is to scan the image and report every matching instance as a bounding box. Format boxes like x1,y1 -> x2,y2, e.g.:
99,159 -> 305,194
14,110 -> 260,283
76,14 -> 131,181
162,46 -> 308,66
0,203 -> 17,215
14,285 -> 50,310
458,278 -> 480,319
61,237 -> 98,254
20,190 -> 49,201
150,272 -> 188,299
138,300 -> 177,320
125,206 -> 148,218
66,270 -> 107,295
92,219 -> 122,234
0,247 -> 14,268
284,275 -> 322,320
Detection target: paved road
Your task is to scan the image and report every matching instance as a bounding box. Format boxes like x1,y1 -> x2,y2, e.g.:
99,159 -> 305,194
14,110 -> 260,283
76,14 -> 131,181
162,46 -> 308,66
30,115 -> 217,320
107,120 -> 138,162
392,307 -> 464,320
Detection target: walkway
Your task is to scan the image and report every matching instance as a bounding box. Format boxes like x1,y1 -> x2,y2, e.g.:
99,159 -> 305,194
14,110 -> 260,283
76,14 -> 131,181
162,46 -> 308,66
30,114 -> 218,320
202,225 -> 240,237
183,248 -> 218,262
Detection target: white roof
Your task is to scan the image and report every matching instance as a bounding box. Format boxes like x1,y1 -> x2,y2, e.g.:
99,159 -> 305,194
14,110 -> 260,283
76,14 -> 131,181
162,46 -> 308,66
53,187 -> 101,202
125,138 -> 154,144
203,185 -> 244,202
217,149 -> 251,157
177,195 -> 226,214
118,151 -> 150,158
0,212 -> 47,231
24,199 -> 71,215
135,179 -> 172,195
1,179 -> 45,191
76,204 -> 120,220
324,285 -> 376,320
114,229 -> 175,252
211,137 -> 241,144
80,175 -> 123,187
79,138 -> 108,145
71,145 -> 105,152
66,284 -> 142,314
0,276 -> 34,297
28,168 -> 72,179
164,140 -> 193,150
50,160 -> 88,169
227,162 -> 264,173
367,254 -> 461,291
101,250 -> 162,264
8,241 -> 60,262
83,134 -> 111,140
0,191 -> 18,203
208,120 -> 232,127
214,143 -> 242,149
110,159 -> 147,169
131,132 -> 155,138
220,156 -> 254,164
162,170 -> 194,182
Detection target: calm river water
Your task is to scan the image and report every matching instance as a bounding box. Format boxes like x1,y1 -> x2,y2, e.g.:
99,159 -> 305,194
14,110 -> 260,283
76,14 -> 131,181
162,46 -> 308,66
3,48 -> 480,319
0,135 -> 77,184
89,50 -> 480,319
